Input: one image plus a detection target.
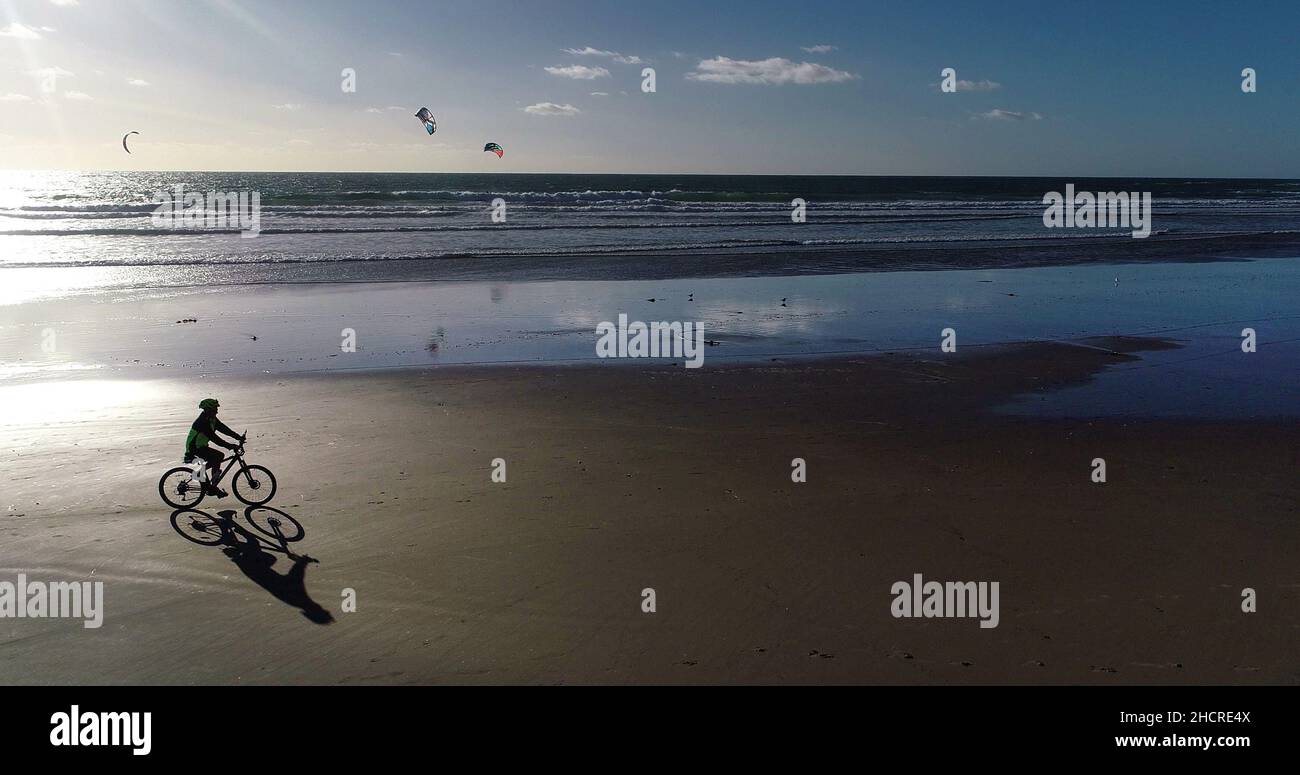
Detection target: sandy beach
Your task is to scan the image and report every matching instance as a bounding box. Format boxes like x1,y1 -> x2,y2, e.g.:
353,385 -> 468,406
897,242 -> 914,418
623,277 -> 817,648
2,333 -> 1296,684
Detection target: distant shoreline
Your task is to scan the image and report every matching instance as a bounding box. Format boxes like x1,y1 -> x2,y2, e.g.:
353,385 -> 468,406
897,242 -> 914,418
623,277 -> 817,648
3,231 -> 1294,288
6,170 -> 1300,181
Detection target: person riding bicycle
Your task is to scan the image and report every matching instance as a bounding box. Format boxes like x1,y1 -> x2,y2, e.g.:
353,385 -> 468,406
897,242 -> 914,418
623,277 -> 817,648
185,398 -> 244,498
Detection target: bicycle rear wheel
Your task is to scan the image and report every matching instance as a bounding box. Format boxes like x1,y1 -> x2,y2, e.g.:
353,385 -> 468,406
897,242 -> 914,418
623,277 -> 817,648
159,467 -> 205,509
170,509 -> 228,546
232,464 -> 277,505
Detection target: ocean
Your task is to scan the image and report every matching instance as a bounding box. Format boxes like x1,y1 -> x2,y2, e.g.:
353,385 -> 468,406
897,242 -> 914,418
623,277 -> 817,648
5,172 -> 1300,296
2,172 -> 1299,413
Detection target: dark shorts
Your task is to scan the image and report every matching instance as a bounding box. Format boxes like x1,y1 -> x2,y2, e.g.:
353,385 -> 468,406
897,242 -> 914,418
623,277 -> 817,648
191,447 -> 225,467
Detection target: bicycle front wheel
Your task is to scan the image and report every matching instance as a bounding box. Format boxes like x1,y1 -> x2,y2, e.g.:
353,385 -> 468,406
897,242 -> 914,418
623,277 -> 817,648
232,464 -> 277,505
159,467 -> 205,509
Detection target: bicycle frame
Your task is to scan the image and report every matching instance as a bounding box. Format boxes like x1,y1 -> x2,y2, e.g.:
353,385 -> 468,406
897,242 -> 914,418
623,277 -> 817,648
191,447 -> 249,483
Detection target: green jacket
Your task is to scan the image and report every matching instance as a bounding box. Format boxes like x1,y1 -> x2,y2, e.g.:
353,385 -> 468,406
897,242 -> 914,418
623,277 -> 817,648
186,412 -> 237,454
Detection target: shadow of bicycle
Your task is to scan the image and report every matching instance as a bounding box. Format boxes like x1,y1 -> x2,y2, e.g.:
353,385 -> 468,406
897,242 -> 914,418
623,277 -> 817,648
171,507 -> 333,625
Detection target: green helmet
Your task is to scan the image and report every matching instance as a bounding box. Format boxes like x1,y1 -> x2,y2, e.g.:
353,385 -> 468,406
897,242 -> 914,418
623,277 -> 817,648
198,398 -> 220,410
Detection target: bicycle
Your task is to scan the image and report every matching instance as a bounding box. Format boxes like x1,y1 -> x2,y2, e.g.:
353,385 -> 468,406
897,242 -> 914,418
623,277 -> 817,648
157,434 -> 277,509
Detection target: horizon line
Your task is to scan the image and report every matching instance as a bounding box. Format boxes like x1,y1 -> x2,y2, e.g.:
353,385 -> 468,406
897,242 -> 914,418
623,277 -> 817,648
3,169 -> 1299,181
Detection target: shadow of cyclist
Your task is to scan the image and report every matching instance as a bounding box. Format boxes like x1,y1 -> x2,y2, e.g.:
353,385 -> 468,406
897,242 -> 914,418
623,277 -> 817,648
171,507 -> 333,625
215,510 -> 334,625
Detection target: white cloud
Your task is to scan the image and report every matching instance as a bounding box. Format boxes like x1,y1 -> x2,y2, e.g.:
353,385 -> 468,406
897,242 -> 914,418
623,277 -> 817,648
127,78 -> 150,87
953,79 -> 1000,92
63,90 -> 91,100
387,51 -> 402,57
975,108 -> 1042,121
687,56 -> 856,85
589,91 -> 608,96
562,46 -> 644,65
802,44 -> 836,54
0,93 -> 32,101
0,23 -> 43,39
287,138 -> 312,146
545,64 -> 609,80
365,107 -> 383,113
523,102 -> 580,116
50,0 -> 81,6
26,66 -> 71,93
27,66 -> 73,78
271,103 -> 302,110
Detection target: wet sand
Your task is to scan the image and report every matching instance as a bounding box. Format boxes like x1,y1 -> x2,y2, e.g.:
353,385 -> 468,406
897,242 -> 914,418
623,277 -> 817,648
1,337 -> 1296,684
6,258 -> 1300,425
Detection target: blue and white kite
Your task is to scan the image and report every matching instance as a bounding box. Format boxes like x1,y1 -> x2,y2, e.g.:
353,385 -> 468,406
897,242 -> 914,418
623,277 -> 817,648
414,107 -> 436,135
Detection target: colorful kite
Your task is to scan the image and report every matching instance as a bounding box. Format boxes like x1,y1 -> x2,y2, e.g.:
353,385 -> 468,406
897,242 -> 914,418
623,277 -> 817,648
414,107 -> 436,135
483,142 -> 504,158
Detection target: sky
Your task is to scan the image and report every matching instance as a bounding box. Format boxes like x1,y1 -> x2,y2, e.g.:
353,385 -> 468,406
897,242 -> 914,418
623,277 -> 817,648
1,0 -> 1299,176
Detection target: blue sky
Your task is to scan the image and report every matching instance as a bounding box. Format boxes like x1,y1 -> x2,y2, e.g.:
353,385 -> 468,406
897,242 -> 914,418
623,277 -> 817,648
2,0 -> 1298,175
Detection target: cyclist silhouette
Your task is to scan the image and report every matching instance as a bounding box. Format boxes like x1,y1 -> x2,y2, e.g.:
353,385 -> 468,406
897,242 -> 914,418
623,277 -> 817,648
184,398 -> 244,498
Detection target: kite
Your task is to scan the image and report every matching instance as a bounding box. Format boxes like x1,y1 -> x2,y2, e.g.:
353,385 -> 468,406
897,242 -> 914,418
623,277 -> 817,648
483,142 -> 504,158
122,131 -> 139,154
414,107 -> 436,135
